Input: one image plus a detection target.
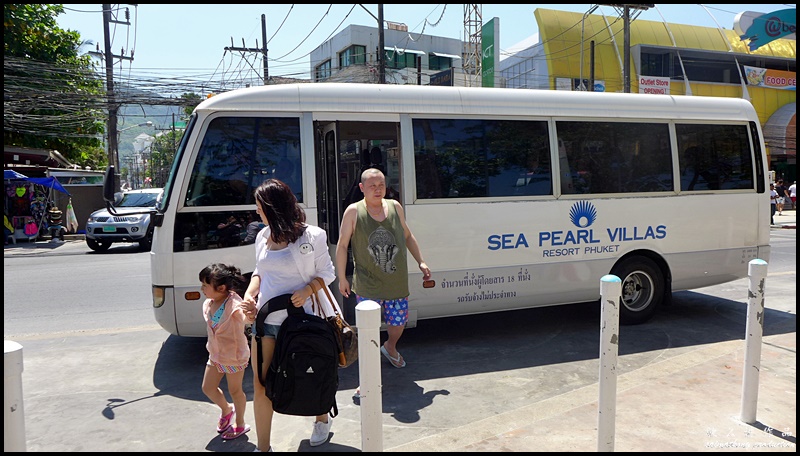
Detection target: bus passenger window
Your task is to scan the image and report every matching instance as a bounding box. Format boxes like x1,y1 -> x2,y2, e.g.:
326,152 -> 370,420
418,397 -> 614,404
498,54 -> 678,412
412,118 -> 551,199
677,124 -> 753,191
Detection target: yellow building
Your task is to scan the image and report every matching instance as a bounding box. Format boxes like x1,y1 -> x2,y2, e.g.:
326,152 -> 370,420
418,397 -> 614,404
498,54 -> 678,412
499,8 -> 796,182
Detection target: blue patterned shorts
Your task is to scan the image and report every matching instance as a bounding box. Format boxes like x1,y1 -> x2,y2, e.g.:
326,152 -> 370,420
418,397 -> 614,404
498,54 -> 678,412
356,295 -> 409,326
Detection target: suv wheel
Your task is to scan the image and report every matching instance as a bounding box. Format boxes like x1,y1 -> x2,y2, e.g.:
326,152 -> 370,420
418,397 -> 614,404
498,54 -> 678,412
138,229 -> 154,252
86,238 -> 112,252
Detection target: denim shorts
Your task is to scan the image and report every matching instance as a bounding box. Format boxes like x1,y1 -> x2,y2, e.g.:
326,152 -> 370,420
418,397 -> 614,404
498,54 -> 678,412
256,323 -> 281,339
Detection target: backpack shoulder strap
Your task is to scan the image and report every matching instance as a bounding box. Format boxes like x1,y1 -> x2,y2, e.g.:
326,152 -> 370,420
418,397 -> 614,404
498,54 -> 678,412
254,294 -> 296,336
253,293 -> 299,387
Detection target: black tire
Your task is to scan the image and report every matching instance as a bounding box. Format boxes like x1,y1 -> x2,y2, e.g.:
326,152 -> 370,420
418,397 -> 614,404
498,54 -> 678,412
86,238 -> 112,252
610,256 -> 664,325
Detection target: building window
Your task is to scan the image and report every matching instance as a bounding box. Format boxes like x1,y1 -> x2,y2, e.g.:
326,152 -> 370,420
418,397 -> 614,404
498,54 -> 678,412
385,49 -> 419,70
640,52 -> 671,77
639,47 -> 795,84
339,45 -> 366,68
680,57 -> 742,84
315,60 -> 331,82
429,54 -> 451,71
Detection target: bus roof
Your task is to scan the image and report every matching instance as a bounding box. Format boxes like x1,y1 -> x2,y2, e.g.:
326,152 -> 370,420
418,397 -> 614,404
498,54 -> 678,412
196,83 -> 759,123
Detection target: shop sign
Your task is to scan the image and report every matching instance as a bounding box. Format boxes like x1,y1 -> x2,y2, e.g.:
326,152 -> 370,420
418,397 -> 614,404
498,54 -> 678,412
743,66 -> 796,90
638,76 -> 671,95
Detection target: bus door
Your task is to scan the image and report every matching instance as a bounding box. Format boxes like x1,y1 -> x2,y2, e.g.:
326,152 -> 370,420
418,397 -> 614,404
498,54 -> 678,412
315,122 -> 340,239
314,119 -> 401,321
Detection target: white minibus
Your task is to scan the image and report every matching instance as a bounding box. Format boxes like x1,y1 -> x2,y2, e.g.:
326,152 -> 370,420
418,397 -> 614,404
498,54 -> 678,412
107,83 -> 769,337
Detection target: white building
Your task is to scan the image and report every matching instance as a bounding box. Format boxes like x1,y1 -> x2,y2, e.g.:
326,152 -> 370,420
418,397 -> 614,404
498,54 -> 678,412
309,24 -> 465,86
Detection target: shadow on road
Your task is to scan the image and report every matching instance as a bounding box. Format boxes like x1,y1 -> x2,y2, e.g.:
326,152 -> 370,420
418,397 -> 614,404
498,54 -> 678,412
150,291 -> 795,423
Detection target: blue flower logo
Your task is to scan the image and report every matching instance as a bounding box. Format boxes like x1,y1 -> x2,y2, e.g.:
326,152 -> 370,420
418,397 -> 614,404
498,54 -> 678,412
569,201 -> 597,228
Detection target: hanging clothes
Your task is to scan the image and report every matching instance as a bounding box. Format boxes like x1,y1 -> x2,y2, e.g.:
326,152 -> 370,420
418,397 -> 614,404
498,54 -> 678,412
66,199 -> 78,233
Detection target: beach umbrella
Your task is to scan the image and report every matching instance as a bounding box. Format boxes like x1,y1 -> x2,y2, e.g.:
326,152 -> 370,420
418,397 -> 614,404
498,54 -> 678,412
4,169 -> 28,180
26,176 -> 70,196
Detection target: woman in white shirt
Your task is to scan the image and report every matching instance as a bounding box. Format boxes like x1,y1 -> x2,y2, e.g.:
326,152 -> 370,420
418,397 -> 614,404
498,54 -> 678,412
241,179 -> 337,452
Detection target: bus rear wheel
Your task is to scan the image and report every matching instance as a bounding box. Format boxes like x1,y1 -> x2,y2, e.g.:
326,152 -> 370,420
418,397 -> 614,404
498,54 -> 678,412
610,256 -> 664,325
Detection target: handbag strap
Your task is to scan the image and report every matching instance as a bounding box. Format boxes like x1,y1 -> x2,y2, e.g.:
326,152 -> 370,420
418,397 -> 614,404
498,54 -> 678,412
311,277 -> 353,329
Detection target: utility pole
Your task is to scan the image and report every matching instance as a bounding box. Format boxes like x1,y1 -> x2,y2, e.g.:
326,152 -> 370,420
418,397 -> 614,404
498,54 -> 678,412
378,4 -> 385,84
224,14 -> 269,85
262,14 -> 269,82
623,5 -> 631,93
359,4 -> 385,84
102,4 -> 134,187
599,4 -> 653,93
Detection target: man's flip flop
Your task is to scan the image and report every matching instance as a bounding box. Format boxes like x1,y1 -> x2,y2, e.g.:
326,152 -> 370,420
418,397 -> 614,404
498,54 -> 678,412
217,407 -> 235,433
380,344 -> 406,368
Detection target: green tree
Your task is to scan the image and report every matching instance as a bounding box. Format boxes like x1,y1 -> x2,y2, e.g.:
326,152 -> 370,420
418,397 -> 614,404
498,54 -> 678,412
149,129 -> 185,188
4,4 -> 106,168
180,92 -> 203,118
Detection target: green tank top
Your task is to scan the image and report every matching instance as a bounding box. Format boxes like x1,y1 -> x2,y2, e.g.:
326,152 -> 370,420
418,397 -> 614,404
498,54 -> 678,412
351,199 -> 409,300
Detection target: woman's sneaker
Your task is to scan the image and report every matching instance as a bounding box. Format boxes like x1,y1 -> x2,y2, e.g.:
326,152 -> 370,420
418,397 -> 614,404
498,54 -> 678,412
309,417 -> 333,447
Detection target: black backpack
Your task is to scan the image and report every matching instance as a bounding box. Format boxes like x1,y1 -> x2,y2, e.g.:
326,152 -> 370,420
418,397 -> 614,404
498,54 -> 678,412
255,294 -> 339,417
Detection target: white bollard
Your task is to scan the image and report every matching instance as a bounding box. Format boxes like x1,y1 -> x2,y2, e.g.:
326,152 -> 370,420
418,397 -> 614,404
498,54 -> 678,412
740,259 -> 768,424
598,274 -> 621,452
356,300 -> 383,452
4,340 -> 26,452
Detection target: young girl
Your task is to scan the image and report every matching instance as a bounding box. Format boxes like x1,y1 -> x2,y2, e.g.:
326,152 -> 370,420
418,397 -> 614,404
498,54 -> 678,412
199,263 -> 252,440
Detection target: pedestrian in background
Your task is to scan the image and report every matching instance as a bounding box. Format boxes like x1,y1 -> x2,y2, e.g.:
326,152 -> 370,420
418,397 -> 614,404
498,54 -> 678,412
769,183 -> 778,225
240,178 -> 337,452
775,179 -> 787,215
336,168 -> 431,375
788,181 -> 796,210
199,263 -> 251,440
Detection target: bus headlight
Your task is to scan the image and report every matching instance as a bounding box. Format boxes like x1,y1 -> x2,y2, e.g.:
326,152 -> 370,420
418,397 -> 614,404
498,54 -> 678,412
152,286 -> 166,308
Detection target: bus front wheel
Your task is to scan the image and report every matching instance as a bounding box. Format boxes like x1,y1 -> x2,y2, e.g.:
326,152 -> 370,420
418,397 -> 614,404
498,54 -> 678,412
610,256 -> 664,325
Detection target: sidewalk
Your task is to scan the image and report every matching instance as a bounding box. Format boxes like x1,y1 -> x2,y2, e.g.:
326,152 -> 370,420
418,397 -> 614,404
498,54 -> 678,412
772,207 -> 797,229
3,234 -> 89,257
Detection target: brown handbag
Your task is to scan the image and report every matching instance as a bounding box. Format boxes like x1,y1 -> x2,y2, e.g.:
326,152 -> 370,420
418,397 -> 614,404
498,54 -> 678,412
310,277 -> 358,368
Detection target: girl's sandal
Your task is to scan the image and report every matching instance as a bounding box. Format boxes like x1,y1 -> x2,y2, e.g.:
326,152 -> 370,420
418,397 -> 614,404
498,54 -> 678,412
217,407 -> 235,433
222,424 -> 251,440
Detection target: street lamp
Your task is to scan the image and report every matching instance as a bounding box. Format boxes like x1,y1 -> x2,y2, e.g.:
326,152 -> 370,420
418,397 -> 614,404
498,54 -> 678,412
114,121 -> 153,189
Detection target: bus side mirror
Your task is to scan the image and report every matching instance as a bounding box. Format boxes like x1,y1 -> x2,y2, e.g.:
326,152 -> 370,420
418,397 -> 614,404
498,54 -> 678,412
103,166 -> 116,204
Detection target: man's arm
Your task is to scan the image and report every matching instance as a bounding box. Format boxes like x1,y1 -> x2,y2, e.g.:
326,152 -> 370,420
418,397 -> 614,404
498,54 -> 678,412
336,204 -> 358,297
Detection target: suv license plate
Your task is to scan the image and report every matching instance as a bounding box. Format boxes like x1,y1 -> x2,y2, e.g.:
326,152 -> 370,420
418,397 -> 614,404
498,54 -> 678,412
103,226 -> 117,233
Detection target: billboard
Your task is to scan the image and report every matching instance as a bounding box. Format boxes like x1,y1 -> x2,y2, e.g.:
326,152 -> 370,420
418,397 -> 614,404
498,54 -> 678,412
735,9 -> 796,51
430,68 -> 454,86
743,66 -> 796,90
481,18 -> 498,88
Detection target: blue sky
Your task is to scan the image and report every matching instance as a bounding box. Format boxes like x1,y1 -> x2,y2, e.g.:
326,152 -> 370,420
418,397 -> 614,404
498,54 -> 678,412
56,4 -> 794,80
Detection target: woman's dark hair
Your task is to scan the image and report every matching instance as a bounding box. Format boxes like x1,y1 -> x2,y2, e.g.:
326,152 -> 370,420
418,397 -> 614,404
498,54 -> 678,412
254,178 -> 306,244
199,263 -> 247,294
